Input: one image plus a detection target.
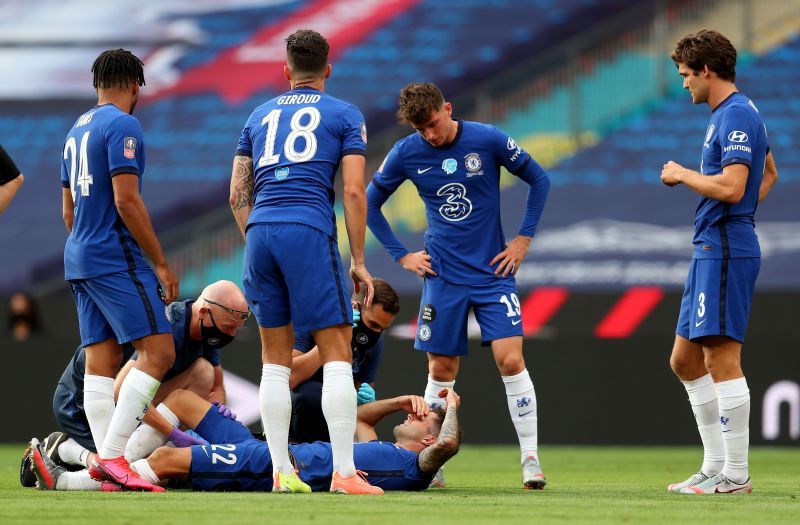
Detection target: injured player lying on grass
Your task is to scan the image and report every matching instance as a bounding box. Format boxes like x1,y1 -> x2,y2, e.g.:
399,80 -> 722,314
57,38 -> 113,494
27,387 -> 461,493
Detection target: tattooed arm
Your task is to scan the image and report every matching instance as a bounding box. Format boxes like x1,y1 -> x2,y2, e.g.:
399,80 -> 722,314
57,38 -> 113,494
229,155 -> 254,239
418,389 -> 462,473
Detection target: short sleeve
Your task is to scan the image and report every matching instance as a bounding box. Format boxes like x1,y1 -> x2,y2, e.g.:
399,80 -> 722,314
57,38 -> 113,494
340,104 -> 367,157
235,114 -> 253,157
106,115 -> 144,177
718,107 -> 758,169
370,143 -> 406,196
60,145 -> 70,188
492,126 -> 532,175
294,331 -> 316,353
203,348 -> 222,367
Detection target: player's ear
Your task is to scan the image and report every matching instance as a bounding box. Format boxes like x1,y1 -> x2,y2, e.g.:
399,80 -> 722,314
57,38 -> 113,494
444,102 -> 452,116
283,65 -> 292,82
421,435 -> 437,447
324,63 -> 332,80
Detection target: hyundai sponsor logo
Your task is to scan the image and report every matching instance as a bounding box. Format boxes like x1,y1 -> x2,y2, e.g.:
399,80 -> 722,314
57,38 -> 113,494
727,130 -> 749,142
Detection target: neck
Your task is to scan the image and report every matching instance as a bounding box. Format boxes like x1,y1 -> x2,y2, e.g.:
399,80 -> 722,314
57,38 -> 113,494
291,78 -> 325,92
96,92 -> 131,113
443,119 -> 459,145
395,439 -> 424,454
188,302 -> 201,341
708,82 -> 737,110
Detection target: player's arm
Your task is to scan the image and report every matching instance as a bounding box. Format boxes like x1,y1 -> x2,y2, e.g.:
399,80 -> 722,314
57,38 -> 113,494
0,144 -> 23,215
342,153 -> 375,305
112,174 -> 178,302
759,150 -> 778,202
355,395 -> 429,441
661,161 -> 748,203
229,155 -> 254,239
207,365 -> 226,404
491,131 -> 551,276
417,389 -> 461,473
289,348 -> 322,390
61,188 -> 73,232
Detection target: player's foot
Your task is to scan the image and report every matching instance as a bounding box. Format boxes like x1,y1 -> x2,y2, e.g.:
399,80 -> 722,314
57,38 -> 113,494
679,473 -> 752,494
330,471 -> 384,495
29,438 -> 65,490
429,468 -> 446,488
667,471 -> 710,493
89,456 -> 165,492
522,455 -> 547,490
272,470 -> 311,493
20,441 -> 37,487
42,431 -> 71,469
101,481 -> 124,492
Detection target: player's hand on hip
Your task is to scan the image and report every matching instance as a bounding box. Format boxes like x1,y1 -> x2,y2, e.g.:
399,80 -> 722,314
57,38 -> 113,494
490,235 -> 531,277
399,251 -> 437,278
661,161 -> 684,187
350,262 -> 375,308
155,262 -> 179,303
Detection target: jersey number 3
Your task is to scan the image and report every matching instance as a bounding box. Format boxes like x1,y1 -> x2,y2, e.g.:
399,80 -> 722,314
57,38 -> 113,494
258,107 -> 321,167
64,131 -> 93,199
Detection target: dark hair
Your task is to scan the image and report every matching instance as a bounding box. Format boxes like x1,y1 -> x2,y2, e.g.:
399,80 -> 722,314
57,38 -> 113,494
397,82 -> 445,125
92,49 -> 145,89
671,29 -> 737,81
285,29 -> 329,77
429,406 -> 463,442
372,278 -> 400,315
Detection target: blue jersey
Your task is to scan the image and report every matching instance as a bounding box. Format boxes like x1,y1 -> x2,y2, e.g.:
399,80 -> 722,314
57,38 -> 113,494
694,92 -> 767,259
236,87 -> 367,238
61,104 -> 150,280
370,121 -> 543,285
57,300 -> 220,404
292,440 -> 433,492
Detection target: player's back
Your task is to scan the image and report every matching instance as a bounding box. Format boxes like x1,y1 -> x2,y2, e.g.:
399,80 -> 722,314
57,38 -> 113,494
695,92 -> 767,259
237,87 -> 367,238
62,104 -> 149,280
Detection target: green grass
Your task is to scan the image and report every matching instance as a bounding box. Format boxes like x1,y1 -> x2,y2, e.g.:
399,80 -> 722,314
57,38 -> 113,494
1,445 -> 799,524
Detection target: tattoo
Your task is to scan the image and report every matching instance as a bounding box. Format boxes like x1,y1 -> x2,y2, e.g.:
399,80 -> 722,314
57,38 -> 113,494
418,406 -> 460,473
230,156 -> 254,211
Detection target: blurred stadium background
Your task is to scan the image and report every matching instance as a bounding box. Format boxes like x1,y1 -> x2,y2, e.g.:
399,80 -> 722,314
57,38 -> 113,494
1,0 -> 798,447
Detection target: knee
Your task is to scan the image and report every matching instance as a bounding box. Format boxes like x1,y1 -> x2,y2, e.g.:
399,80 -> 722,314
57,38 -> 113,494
496,354 -> 525,376
670,352 -> 698,378
146,446 -> 170,471
187,358 -> 215,396
429,359 -> 457,381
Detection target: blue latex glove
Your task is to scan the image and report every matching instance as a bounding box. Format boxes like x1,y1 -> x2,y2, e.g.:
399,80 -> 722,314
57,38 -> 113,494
212,401 -> 237,420
357,383 -> 375,405
352,307 -> 360,328
168,427 -> 208,447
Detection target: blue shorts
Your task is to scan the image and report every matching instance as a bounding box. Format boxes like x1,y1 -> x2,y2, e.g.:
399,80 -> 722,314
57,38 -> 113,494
69,269 -> 171,346
415,277 -> 523,356
243,222 -> 353,332
676,257 -> 760,343
189,408 -> 273,491
52,383 -> 95,452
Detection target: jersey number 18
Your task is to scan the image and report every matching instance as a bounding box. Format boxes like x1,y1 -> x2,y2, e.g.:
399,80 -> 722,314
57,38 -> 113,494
258,107 -> 321,168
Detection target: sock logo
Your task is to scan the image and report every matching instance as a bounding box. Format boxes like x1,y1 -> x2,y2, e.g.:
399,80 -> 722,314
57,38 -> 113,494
516,397 -> 532,408
720,416 -> 730,426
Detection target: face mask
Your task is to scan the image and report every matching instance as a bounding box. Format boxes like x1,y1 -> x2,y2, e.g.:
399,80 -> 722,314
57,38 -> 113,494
200,311 -> 234,350
353,316 -> 381,351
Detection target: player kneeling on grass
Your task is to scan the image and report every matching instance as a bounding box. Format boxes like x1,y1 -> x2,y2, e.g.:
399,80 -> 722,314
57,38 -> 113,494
21,281 -> 249,490
29,388 -> 461,493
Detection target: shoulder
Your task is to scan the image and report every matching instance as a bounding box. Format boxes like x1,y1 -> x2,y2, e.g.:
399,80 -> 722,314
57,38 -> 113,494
107,112 -> 143,135
721,99 -> 761,125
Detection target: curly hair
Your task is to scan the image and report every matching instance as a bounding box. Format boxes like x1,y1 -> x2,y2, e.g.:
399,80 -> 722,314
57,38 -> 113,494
397,82 -> 445,125
671,29 -> 737,81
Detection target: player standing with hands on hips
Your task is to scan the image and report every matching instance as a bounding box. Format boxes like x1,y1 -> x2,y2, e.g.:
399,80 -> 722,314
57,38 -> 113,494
61,49 -> 178,492
661,30 -> 777,495
367,82 -> 551,489
230,29 -> 380,494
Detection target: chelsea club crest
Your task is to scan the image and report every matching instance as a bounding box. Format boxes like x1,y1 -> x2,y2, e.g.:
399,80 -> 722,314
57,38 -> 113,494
464,153 -> 482,175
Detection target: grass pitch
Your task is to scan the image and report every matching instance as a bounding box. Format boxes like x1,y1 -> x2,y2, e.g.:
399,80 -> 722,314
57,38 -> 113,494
1,445 -> 798,524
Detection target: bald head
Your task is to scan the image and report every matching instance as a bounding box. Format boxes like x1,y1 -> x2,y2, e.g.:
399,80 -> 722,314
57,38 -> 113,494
199,280 -> 248,312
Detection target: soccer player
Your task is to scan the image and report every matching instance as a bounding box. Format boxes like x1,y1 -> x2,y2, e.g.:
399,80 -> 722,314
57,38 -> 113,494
661,30 -> 777,495
366,82 -> 551,489
30,387 -> 462,493
61,49 -> 178,491
290,278 -> 400,443
229,30 -> 378,494
22,281 -> 249,491
0,144 -> 24,215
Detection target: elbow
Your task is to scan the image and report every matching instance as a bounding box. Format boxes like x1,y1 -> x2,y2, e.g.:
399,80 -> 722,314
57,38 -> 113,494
343,183 -> 365,202
114,195 -> 138,216
725,188 -> 745,204
438,436 -> 460,453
